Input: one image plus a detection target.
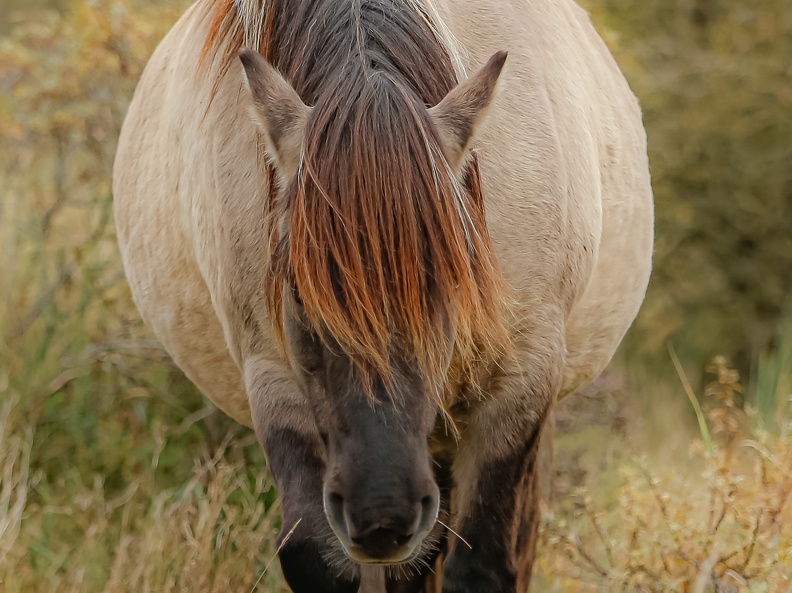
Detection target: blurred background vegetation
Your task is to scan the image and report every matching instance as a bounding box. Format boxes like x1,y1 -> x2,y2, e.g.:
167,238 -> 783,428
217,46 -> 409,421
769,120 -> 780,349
0,0 -> 789,591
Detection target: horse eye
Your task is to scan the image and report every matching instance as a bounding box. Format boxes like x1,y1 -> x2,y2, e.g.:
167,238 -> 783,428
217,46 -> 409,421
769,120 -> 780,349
291,287 -> 303,306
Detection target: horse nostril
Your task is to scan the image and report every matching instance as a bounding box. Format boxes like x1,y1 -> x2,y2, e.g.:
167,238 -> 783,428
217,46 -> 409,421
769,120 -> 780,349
418,487 -> 440,535
420,494 -> 433,510
326,491 -> 346,536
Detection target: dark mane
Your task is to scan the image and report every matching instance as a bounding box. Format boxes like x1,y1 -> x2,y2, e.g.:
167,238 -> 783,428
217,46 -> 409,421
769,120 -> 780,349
204,0 -> 509,386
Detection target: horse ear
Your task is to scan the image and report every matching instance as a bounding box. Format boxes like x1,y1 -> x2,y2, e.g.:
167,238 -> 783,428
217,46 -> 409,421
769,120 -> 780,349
239,49 -> 311,180
428,51 -> 508,172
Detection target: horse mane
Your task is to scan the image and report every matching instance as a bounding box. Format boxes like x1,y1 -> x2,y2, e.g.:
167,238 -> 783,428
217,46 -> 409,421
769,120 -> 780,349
202,0 -> 510,388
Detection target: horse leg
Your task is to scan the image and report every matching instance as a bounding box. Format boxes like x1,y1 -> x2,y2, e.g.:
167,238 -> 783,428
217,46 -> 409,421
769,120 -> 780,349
441,329 -> 563,593
513,448 -> 543,591
442,426 -> 546,593
245,358 -> 359,593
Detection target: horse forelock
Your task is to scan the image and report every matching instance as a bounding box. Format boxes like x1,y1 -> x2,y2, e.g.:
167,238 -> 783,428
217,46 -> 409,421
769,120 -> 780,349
202,0 -> 508,390
200,0 -> 466,79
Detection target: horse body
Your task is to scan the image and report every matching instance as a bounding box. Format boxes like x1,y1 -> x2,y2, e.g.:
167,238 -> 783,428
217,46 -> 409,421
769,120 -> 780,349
113,0 -> 652,590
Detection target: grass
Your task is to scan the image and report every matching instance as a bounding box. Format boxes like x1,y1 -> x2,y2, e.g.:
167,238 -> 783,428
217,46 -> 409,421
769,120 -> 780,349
538,433 -> 792,591
1,1 -> 790,591
0,397 -> 284,593
534,360 -> 792,592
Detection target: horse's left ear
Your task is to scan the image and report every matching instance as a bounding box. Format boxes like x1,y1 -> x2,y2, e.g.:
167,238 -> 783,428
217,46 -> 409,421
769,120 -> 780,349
239,49 -> 311,180
428,51 -> 508,172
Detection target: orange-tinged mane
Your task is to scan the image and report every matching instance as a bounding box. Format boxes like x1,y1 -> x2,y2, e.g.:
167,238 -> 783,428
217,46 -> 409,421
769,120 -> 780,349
202,0 -> 510,388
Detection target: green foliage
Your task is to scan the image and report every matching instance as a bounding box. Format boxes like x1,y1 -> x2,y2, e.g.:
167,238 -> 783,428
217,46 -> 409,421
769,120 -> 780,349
585,0 -> 792,374
754,311 -> 792,432
0,0 -> 214,491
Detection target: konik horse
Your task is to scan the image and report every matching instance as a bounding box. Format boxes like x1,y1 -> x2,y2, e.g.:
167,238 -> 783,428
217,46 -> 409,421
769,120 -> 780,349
113,0 -> 653,590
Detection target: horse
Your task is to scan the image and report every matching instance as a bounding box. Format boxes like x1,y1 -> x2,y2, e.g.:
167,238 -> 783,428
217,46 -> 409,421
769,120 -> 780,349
112,0 -> 654,590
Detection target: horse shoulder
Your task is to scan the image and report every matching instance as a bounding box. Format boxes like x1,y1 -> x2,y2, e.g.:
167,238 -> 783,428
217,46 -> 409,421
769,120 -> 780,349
114,4 -> 267,426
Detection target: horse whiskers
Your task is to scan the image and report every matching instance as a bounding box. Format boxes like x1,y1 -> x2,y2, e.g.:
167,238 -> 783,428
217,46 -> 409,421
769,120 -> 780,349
316,523 -> 364,581
383,525 -> 443,581
385,553 -> 428,581
314,516 -> 442,584
436,518 -> 472,550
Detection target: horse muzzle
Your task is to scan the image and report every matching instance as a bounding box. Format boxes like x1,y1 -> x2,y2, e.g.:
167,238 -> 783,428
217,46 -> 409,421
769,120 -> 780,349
323,483 -> 440,564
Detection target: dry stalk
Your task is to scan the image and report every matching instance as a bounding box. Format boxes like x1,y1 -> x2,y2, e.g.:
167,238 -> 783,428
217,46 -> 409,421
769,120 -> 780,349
567,534 -> 610,579
250,517 -> 302,592
583,495 -> 614,567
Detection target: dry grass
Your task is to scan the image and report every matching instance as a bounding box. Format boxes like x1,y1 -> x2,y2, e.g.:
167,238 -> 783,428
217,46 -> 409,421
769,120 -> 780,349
536,359 -> 792,593
0,392 -> 285,593
538,436 -> 792,592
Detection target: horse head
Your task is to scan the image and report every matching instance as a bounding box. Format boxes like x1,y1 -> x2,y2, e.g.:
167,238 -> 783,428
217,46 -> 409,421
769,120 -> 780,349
239,48 -> 507,564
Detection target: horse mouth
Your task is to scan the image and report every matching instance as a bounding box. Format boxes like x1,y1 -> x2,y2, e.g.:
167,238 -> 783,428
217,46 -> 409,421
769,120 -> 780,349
341,540 -> 424,565
327,517 -> 425,565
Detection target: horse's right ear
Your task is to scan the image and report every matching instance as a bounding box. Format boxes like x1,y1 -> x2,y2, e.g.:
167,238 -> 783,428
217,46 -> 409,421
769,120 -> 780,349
239,49 -> 311,180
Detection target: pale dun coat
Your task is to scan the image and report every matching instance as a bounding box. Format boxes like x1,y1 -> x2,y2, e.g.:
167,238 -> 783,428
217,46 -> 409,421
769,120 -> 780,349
113,0 -> 653,590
